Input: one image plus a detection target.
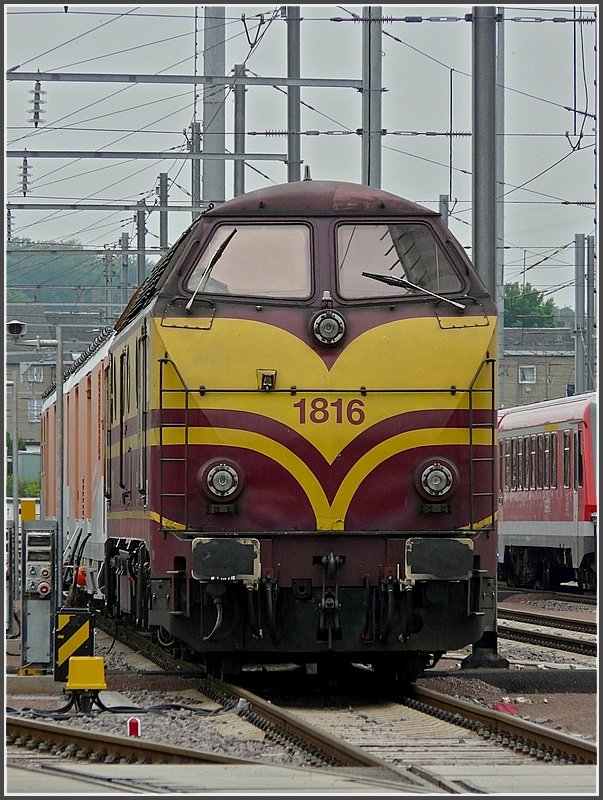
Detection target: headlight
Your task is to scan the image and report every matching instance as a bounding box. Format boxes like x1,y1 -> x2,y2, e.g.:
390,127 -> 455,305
198,460 -> 244,501
416,459 -> 456,500
312,310 -> 346,346
207,464 -> 238,497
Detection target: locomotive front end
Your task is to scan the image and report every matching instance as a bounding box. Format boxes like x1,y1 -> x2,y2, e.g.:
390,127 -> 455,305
105,180 -> 500,681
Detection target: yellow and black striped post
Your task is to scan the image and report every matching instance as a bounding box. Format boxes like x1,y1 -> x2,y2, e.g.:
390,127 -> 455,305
54,608 -> 96,682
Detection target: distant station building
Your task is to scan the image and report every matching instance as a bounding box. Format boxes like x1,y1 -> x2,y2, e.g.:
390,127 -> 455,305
501,326 -> 577,408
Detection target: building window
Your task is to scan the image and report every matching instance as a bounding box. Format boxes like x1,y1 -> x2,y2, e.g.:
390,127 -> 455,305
27,398 -> 42,422
518,365 -> 536,384
27,364 -> 44,383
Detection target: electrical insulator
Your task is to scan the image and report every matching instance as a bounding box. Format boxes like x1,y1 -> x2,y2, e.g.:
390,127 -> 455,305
6,208 -> 12,241
28,79 -> 46,127
19,156 -> 30,196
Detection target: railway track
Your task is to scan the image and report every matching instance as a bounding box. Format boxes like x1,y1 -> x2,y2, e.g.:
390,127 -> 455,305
6,620 -> 596,795
497,608 -> 597,656
208,677 -> 596,767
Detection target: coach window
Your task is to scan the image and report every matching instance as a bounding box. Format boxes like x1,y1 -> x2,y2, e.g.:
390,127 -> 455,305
185,224 -> 312,299
336,222 -> 464,299
550,432 -> 557,488
537,434 -> 544,488
563,430 -> 571,488
574,430 -> 583,489
543,433 -> 551,488
136,331 -> 148,500
516,436 -> 523,489
118,348 -> 129,490
504,440 -> 511,490
529,435 -> 537,489
510,438 -> 517,490
523,435 -> 530,490
104,361 -> 112,500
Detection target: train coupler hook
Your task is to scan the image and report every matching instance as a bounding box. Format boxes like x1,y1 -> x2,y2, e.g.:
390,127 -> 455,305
318,553 -> 344,647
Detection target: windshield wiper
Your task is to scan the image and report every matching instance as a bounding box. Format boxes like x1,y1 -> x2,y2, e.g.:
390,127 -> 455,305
185,228 -> 237,311
362,271 -> 465,311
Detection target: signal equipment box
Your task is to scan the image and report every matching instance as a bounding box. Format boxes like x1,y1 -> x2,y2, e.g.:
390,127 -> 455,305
21,521 -> 56,669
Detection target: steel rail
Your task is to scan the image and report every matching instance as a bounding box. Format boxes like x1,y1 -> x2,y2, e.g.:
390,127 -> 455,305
409,685 -> 597,764
498,607 -> 596,634
497,623 -> 596,656
6,715 -> 260,765
206,677 -> 409,774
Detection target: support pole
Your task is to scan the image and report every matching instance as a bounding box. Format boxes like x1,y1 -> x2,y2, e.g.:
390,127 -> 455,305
585,234 -> 595,390
234,64 -> 246,196
191,122 -> 201,219
495,6 -> 506,407
55,325 -> 64,622
137,200 -> 146,285
158,172 -> 168,250
439,194 -> 449,226
361,5 -> 382,187
11,376 -> 19,606
203,5 -> 226,203
575,233 -> 586,394
287,6 -> 302,182
462,6 -> 508,672
120,232 -> 129,307
471,5 -> 497,300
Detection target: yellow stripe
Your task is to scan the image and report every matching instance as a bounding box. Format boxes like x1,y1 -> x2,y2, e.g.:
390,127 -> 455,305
107,509 -> 186,530
330,427 -> 492,525
57,614 -> 71,631
57,621 -> 90,666
115,425 -> 491,530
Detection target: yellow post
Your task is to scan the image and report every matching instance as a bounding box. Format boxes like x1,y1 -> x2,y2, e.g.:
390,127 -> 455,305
21,498 -> 36,522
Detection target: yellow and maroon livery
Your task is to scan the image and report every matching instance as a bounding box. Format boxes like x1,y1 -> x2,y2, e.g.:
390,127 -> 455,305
42,180 -> 500,680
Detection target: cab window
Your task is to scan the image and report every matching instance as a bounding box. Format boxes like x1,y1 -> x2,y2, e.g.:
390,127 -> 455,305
185,223 -> 312,299
336,222 -> 463,299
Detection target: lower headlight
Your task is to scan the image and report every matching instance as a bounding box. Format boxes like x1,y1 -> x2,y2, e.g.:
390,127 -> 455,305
206,464 -> 239,498
417,460 -> 456,499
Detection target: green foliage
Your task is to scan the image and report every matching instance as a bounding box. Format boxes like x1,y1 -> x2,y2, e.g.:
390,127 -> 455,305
6,432 -> 27,453
5,238 -> 154,308
504,281 -> 558,328
5,476 -> 40,499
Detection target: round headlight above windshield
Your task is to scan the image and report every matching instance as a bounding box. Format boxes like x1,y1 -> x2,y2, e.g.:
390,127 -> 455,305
312,311 -> 346,346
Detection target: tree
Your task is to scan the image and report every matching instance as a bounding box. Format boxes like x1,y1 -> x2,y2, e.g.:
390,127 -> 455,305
503,281 -> 558,328
5,476 -> 40,499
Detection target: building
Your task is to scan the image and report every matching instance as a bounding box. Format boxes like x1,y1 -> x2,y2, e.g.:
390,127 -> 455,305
5,303 -> 104,443
501,326 -> 577,408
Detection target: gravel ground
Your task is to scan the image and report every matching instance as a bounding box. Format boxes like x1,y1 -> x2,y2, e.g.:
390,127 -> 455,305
416,592 -> 597,743
6,592 -> 597,748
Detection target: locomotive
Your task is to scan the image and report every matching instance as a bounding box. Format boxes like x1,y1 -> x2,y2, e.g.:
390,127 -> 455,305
41,179 -> 500,681
497,392 -> 597,592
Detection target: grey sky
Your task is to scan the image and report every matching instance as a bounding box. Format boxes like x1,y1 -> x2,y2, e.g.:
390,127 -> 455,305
4,4 -> 597,311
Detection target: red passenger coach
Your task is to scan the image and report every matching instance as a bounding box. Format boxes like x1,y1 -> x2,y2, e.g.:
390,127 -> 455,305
497,392 -> 597,591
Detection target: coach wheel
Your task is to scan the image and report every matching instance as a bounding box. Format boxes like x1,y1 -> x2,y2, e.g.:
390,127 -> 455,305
542,561 -> 559,592
504,564 -> 518,588
578,567 -> 596,593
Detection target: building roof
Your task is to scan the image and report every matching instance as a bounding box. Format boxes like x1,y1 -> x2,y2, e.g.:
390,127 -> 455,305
503,326 -> 574,356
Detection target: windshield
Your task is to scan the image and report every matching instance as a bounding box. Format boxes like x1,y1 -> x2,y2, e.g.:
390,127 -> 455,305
185,223 -> 312,299
337,222 -> 464,299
